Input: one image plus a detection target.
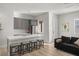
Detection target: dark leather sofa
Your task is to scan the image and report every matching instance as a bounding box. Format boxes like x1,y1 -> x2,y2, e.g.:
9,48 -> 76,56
54,36 -> 79,56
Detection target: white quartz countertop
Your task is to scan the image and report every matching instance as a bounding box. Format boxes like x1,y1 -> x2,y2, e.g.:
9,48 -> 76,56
7,34 -> 43,55
7,34 -> 43,40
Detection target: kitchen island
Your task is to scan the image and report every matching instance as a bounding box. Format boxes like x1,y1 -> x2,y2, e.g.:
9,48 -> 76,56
7,34 -> 43,56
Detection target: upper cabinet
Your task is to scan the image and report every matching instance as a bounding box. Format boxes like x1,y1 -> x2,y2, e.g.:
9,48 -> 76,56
14,18 -> 29,29
14,17 -> 38,29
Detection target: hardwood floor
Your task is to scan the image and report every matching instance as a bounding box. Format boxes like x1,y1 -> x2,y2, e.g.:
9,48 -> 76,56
0,43 -> 74,56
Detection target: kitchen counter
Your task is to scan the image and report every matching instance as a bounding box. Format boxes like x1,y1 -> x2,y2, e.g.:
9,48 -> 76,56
7,34 -> 43,44
7,34 -> 43,55
8,34 -> 43,40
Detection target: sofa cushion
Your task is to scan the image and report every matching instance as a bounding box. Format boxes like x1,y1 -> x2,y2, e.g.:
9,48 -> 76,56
61,36 -> 71,43
70,37 -> 79,44
74,39 -> 79,46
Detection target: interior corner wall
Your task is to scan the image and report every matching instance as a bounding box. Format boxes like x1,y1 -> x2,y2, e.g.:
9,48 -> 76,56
52,14 -> 58,41
49,12 -> 58,43
0,4 -> 13,48
49,12 -> 53,43
34,13 -> 49,43
58,11 -> 79,37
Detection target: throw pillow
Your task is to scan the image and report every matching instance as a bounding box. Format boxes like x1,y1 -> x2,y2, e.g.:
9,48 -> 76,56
74,39 -> 79,46
61,36 -> 71,43
70,37 -> 79,44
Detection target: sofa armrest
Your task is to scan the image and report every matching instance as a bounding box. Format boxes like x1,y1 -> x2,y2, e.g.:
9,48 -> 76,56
54,38 -> 62,48
54,38 -> 62,43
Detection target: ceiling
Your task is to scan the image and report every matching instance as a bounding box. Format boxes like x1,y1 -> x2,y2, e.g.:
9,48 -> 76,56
21,12 -> 48,17
1,3 -> 79,15
13,3 -> 79,15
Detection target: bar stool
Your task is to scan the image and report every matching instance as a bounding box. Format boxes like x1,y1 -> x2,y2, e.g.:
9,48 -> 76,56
30,40 -> 37,51
34,41 -> 38,50
37,40 -> 44,48
36,40 -> 41,49
27,39 -> 37,52
25,42 -> 31,53
40,40 -> 44,48
20,41 -> 29,55
10,43 -> 21,56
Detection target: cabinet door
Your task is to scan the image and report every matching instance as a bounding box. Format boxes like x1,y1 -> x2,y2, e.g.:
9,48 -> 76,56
21,19 -> 29,29
14,18 -> 29,29
14,18 -> 21,29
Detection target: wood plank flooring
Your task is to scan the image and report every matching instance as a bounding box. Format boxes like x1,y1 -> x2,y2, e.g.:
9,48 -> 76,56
0,43 -> 74,56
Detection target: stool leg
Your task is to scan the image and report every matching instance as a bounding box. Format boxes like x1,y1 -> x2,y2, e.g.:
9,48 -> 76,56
37,41 -> 40,49
10,46 -> 12,56
20,43 -> 25,55
34,42 -> 37,50
21,44 -> 24,55
27,43 -> 30,53
23,45 -> 27,54
29,42 -> 33,52
42,40 -> 44,48
17,45 -> 20,55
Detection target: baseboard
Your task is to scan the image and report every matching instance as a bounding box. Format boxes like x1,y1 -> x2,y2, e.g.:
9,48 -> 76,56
44,42 -> 54,45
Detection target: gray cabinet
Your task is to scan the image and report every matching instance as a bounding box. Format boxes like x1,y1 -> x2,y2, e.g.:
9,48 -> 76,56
14,18 -> 29,29
14,18 -> 38,29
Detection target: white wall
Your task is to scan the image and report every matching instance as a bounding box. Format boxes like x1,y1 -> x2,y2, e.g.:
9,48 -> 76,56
14,13 -> 34,19
0,4 -> 13,48
49,12 -> 58,43
49,12 -> 53,43
58,11 -> 79,37
53,14 -> 58,38
35,12 -> 49,43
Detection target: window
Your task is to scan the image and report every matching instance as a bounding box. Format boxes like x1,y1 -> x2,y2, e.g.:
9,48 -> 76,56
75,19 -> 79,34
